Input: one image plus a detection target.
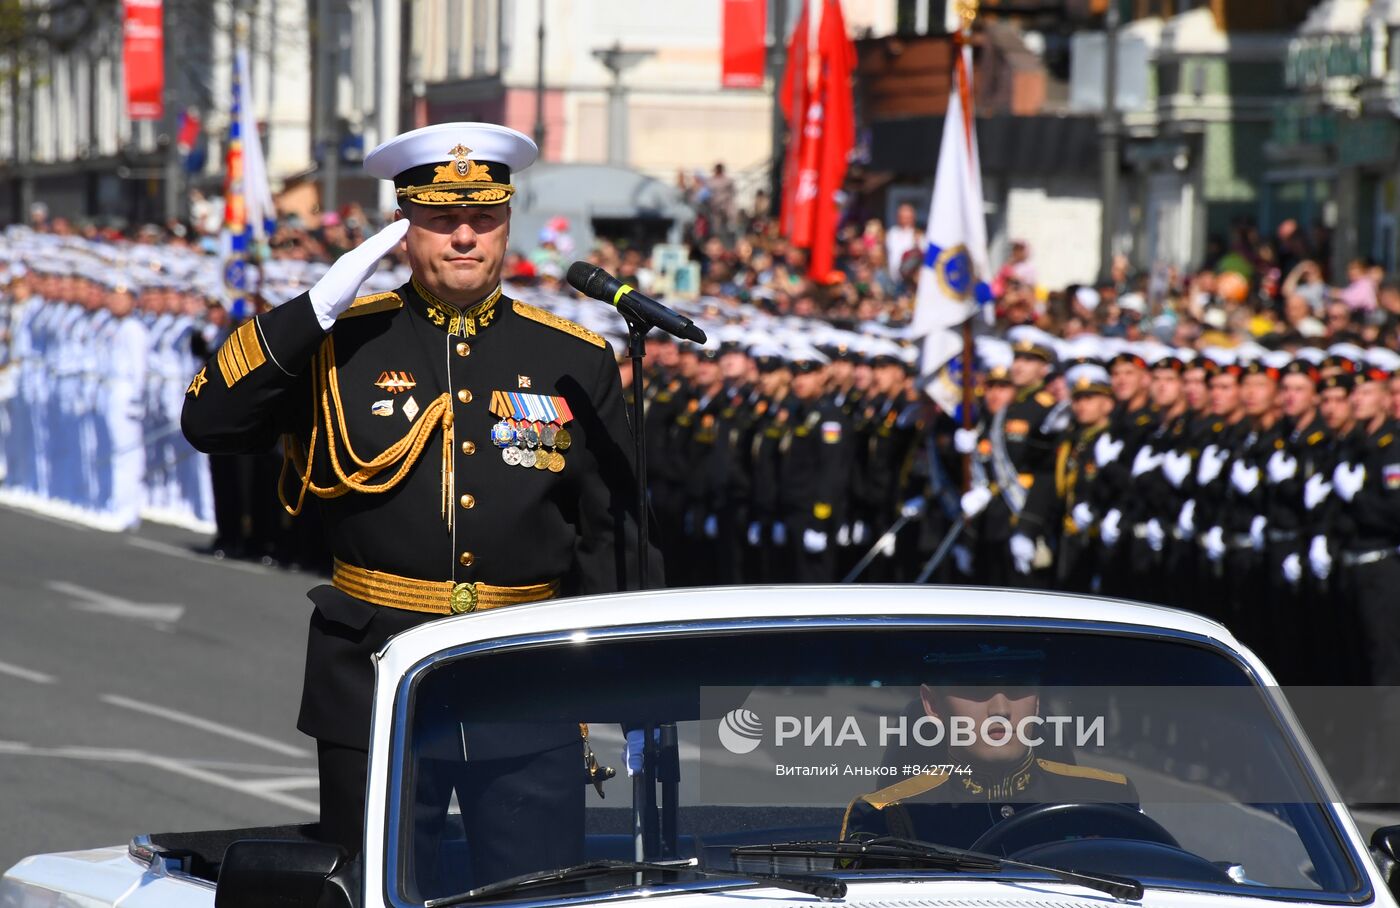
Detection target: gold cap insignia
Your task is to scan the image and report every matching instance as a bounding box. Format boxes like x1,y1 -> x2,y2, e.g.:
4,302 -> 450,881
434,144 -> 492,184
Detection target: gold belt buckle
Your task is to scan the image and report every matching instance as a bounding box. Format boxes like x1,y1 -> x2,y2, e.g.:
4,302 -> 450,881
450,581 -> 479,614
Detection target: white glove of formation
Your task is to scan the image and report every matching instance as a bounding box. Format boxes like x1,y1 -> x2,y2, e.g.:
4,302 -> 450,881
852,521 -> 867,545
1333,463 -> 1365,502
1230,460 -> 1260,496
1071,502 -> 1095,531
1131,446 -> 1163,478
1303,473 -> 1332,511
1248,515 -> 1267,551
953,428 -> 979,455
1162,451 -> 1192,488
1177,499 -> 1196,540
1197,445 -> 1226,485
703,515 -> 718,539
746,522 -> 762,547
1099,509 -> 1122,546
1094,433 -> 1124,467
772,522 -> 787,546
961,486 -> 993,518
309,218 -> 411,330
836,524 -> 851,547
1144,518 -> 1166,553
1010,534 -> 1035,575
1309,535 -> 1332,580
901,497 -> 924,519
1282,553 -> 1302,586
803,529 -> 828,553
1201,526 -> 1226,563
1266,449 -> 1298,484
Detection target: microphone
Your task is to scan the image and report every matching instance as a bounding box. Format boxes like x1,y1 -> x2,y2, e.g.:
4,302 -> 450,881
566,261 -> 707,344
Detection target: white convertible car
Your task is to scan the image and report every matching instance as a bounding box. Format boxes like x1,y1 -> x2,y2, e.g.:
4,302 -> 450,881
4,586 -> 1399,908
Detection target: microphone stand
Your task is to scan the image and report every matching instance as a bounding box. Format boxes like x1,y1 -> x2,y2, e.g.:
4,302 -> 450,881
624,311 -> 651,592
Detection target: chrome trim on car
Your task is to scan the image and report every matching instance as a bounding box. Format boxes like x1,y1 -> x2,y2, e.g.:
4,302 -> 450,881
127,834 -> 217,890
382,612 -> 1372,907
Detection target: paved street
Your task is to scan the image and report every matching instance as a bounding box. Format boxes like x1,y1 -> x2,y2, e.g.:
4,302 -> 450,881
0,506 -> 318,870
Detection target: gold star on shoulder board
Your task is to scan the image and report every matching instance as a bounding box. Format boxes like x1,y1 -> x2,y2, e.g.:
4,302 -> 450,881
186,366 -> 208,398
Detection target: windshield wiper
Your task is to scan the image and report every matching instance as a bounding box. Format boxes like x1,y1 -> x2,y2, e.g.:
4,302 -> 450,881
732,837 -> 1144,901
424,857 -> 847,906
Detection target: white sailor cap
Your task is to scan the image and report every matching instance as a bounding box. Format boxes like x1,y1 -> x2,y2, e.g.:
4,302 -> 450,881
363,122 -> 538,208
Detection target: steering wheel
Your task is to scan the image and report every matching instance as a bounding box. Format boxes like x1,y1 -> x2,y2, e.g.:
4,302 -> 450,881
969,802 -> 1179,857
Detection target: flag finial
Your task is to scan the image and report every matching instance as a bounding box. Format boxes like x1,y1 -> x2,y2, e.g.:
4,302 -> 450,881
956,0 -> 979,31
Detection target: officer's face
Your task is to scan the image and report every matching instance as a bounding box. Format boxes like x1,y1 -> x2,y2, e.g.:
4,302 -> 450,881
1182,368 -> 1208,410
921,684 -> 1040,764
1352,381 -> 1390,423
1240,374 -> 1277,418
984,383 -> 1015,413
400,203 -> 509,303
1071,392 -> 1113,426
1010,355 -> 1047,389
1149,368 -> 1182,409
1319,387 -> 1352,430
873,363 -> 904,395
1279,374 -> 1317,418
1208,374 -> 1241,416
1110,362 -> 1147,403
696,360 -> 722,388
792,367 -> 826,400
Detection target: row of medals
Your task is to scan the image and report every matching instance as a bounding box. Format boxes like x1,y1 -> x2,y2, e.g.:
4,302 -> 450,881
491,418 -> 571,471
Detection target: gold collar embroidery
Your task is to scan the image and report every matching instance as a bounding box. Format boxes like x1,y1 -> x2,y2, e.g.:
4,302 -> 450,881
410,278 -> 503,337
960,748 -> 1036,800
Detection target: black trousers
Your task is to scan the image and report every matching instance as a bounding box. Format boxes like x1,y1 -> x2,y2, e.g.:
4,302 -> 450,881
317,738 -> 586,900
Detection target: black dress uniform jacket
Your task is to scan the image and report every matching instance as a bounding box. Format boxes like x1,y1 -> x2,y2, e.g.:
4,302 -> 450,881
182,281 -> 659,749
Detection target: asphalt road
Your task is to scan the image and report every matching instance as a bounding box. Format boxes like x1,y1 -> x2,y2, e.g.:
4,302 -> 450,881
0,505 -> 319,871
1,503 -> 1398,877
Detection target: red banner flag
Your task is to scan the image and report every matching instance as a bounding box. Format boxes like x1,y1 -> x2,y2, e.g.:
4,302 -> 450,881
777,0 -> 811,239
722,0 -> 766,89
807,0 -> 855,283
123,0 -> 164,120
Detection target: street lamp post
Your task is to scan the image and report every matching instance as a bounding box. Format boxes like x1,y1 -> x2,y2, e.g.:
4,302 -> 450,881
591,42 -> 654,169
1098,0 -> 1120,285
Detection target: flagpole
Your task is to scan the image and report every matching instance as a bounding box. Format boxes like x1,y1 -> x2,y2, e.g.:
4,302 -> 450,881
955,0 -> 978,492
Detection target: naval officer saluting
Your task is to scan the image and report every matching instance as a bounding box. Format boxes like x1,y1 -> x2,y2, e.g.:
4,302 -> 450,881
181,122 -> 660,890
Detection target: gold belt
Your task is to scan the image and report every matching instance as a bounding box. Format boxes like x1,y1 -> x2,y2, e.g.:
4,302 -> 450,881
332,558 -> 559,615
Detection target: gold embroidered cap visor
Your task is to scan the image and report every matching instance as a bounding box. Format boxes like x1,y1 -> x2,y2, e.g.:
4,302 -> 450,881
363,121 -> 539,208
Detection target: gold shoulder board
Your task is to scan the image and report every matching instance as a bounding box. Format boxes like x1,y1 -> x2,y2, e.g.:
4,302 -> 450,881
1035,391 -> 1055,407
339,291 -> 403,320
1036,758 -> 1128,785
513,300 -> 606,348
1308,431 -> 1325,446
1381,434 -> 1394,448
860,769 -> 953,810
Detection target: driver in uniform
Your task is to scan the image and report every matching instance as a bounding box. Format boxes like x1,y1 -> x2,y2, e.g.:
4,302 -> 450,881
841,644 -> 1138,850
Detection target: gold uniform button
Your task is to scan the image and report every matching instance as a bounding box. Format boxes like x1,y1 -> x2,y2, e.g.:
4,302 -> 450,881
457,389 -> 473,404
456,342 -> 470,357
459,551 -> 475,567
460,494 -> 476,509
461,441 -> 476,455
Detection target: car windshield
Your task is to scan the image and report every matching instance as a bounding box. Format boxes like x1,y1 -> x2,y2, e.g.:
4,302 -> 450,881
390,623 -> 1363,905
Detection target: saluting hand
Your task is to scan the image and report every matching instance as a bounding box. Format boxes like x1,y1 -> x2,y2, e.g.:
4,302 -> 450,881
308,218 -> 411,330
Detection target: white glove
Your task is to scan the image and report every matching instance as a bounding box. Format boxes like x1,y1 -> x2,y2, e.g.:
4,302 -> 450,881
1333,463 -> 1365,502
1071,502 -> 1094,531
308,218 -> 411,330
1309,535 -> 1332,580
961,486 -> 993,518
952,545 -> 973,576
1178,499 -> 1196,539
703,515 -> 718,539
803,529 -> 828,553
1304,473 -> 1332,511
1145,518 -> 1165,553
1266,449 -> 1298,484
836,523 -> 851,547
1230,460 -> 1260,496
624,728 -> 659,777
852,520 -> 867,545
901,497 -> 924,519
1131,446 -> 1162,478
1282,552 -> 1302,585
746,522 -> 761,546
1094,433 -> 1124,467
1100,509 -> 1122,546
1249,514 -> 1267,551
953,427 -> 979,454
1162,451 -> 1192,488
1201,526 -> 1226,563
772,522 -> 787,546
876,532 -> 897,557
1010,534 -> 1035,575
1197,445 -> 1225,485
